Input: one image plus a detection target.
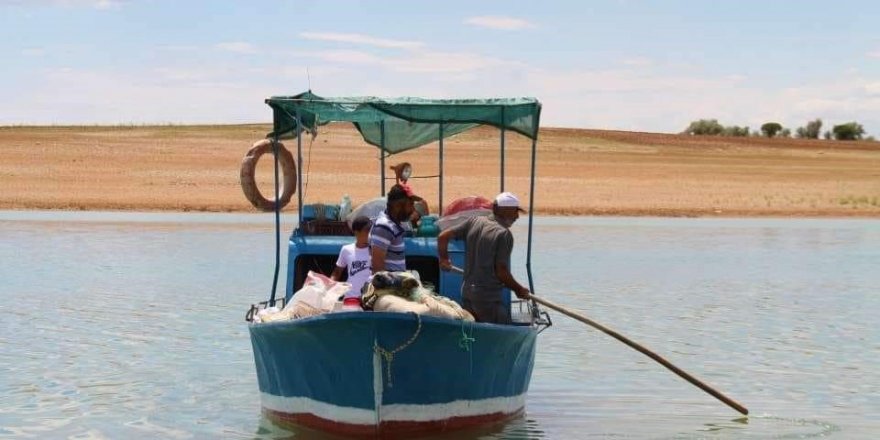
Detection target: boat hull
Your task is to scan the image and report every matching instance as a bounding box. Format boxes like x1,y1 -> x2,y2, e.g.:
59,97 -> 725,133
249,312 -> 537,437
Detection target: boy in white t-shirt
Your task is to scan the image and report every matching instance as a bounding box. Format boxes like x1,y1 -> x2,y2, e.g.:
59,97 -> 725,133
331,216 -> 373,304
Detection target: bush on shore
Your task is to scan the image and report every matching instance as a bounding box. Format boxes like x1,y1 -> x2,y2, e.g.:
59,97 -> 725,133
684,117 -> 872,143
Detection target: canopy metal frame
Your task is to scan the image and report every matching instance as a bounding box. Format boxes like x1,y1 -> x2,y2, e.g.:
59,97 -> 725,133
264,93 -> 541,307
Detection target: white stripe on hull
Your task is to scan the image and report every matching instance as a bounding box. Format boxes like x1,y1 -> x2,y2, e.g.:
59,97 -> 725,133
261,393 -> 376,424
260,392 -> 526,424
381,394 -> 526,421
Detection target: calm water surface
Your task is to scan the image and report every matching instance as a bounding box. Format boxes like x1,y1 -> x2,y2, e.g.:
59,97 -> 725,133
1,212 -> 878,439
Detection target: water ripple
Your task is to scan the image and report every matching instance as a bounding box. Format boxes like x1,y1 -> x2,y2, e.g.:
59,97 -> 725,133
2,216 -> 879,439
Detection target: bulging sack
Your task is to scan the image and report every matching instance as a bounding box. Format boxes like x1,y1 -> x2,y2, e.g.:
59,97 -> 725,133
437,208 -> 491,231
367,271 -> 474,321
260,271 -> 350,322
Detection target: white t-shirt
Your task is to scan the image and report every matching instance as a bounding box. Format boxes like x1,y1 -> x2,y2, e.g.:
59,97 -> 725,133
335,244 -> 371,299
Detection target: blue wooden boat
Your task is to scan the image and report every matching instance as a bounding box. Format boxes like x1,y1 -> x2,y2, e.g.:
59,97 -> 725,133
245,92 -> 551,438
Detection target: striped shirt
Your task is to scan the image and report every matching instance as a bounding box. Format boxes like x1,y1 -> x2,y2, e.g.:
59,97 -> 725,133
369,210 -> 406,272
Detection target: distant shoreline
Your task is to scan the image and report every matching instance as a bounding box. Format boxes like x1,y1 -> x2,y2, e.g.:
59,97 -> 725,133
2,124 -> 878,218
2,205 -> 878,219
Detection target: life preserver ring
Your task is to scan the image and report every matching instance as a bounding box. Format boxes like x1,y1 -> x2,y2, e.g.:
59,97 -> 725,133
240,139 -> 297,211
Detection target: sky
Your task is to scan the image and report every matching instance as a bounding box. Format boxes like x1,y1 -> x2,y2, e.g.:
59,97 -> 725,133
3,0 -> 880,134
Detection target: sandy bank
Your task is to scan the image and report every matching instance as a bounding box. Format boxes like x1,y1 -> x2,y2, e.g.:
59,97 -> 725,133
1,124 -> 878,217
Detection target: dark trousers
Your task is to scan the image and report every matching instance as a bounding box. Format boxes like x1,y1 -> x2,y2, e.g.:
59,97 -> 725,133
462,285 -> 510,325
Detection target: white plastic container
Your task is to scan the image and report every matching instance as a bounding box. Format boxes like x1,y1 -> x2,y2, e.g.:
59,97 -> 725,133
338,194 -> 352,221
347,197 -> 386,226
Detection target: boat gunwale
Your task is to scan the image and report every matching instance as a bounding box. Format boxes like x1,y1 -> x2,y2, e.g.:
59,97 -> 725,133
250,310 -> 537,331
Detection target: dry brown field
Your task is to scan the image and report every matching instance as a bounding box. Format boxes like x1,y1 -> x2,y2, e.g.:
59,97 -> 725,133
1,123 -> 879,217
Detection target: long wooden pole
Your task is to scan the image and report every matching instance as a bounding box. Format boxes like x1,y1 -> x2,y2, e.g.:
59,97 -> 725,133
445,265 -> 748,414
529,294 -> 749,415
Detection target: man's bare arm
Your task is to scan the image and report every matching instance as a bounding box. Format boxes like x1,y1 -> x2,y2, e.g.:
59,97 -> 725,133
437,229 -> 454,270
371,247 -> 387,273
330,266 -> 344,281
495,261 -> 530,299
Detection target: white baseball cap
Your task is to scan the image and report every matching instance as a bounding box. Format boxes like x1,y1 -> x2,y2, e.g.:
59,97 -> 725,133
494,192 -> 526,212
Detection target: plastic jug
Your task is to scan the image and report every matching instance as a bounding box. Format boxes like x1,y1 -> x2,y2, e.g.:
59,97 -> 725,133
338,194 -> 352,221
417,215 -> 439,237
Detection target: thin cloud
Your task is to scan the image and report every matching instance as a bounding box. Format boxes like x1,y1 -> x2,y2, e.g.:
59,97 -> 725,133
528,68 -> 743,95
32,0 -> 125,8
321,50 -> 382,64
92,0 -> 121,9
291,48 -> 517,75
215,42 -> 258,54
9,67 -> 272,125
152,67 -> 207,82
286,49 -> 382,65
384,51 -> 516,74
275,65 -> 347,79
159,45 -> 199,52
867,50 -> 880,58
6,53 -> 878,136
522,66 -> 880,133
464,16 -> 536,31
299,32 -> 424,50
21,48 -> 45,56
621,57 -> 652,67
864,82 -> 880,96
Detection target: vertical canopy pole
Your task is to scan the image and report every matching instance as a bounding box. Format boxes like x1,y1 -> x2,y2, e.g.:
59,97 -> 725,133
296,115 -> 304,226
380,121 -> 386,196
526,136 -> 538,294
500,107 -> 506,192
439,123 -> 444,214
268,131 -> 284,307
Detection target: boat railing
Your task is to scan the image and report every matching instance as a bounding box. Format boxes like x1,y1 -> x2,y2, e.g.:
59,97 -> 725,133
511,299 -> 552,332
299,219 -> 352,236
245,297 -> 287,322
247,296 -> 551,330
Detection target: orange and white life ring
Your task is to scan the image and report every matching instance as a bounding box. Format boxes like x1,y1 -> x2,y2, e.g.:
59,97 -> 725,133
240,139 -> 297,211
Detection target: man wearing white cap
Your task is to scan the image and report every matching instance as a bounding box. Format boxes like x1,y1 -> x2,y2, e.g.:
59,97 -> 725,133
437,192 -> 531,324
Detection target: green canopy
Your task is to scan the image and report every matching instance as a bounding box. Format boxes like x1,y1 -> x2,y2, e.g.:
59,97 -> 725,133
265,91 -> 541,154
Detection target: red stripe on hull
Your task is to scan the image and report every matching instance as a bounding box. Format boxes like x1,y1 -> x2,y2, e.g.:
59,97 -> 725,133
263,407 -> 523,439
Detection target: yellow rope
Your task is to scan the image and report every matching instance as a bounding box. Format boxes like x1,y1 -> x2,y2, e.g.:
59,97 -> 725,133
374,313 -> 422,388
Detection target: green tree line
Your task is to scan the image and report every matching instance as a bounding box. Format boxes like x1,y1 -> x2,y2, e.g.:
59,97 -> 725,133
683,118 -> 874,141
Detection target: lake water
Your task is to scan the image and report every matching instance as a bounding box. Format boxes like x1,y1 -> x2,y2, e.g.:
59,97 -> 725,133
1,211 -> 878,439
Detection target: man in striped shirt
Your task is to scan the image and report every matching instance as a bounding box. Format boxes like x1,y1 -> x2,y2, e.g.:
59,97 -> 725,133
370,184 -> 416,273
